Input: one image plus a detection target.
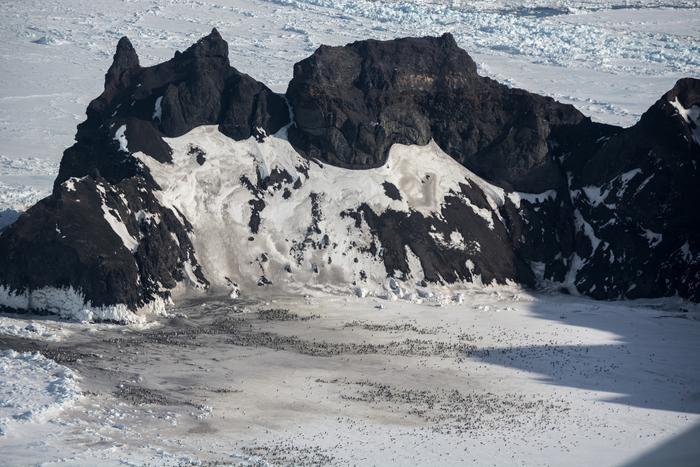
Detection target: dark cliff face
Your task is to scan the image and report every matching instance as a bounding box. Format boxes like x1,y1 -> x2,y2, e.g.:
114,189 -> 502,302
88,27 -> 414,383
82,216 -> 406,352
0,175 -> 204,308
0,31 -> 698,318
286,33 -> 584,193
557,78 -> 700,301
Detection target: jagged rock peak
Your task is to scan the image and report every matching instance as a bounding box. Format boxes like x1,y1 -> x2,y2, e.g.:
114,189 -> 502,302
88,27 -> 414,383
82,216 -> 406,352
59,29 -> 290,189
180,27 -> 229,60
112,36 -> 140,71
96,36 -> 141,112
286,33 -> 583,192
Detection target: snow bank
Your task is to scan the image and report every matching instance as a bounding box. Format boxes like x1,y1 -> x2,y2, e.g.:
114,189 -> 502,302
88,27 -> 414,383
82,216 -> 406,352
0,350 -> 81,436
0,285 -> 166,324
0,317 -> 60,341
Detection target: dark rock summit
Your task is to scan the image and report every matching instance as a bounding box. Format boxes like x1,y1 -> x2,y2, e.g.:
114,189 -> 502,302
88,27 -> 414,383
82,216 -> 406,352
286,33 -> 583,192
0,31 -> 698,319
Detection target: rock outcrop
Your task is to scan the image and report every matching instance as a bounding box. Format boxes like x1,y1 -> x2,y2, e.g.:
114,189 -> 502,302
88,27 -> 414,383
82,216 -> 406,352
0,29 -> 289,317
286,33 -> 583,193
56,28 -> 289,190
558,78 -> 700,300
0,31 -> 698,320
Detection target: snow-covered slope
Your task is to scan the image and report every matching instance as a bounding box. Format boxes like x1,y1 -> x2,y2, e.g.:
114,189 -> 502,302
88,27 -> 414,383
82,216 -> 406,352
138,125 -> 535,295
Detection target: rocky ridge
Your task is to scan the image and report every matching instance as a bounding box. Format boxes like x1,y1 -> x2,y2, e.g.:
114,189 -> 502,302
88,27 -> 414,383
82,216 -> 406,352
0,30 -> 698,320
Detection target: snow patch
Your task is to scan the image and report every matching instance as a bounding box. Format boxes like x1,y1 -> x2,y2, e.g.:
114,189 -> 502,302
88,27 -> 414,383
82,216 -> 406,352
642,228 -> 662,247
580,185 -> 609,207
404,245 -> 425,282
670,97 -> 700,145
114,125 -> 129,153
153,96 -> 163,121
507,189 -> 557,207
96,184 -> 139,252
430,230 -> 468,250
61,177 -> 80,192
617,168 -> 642,197
574,209 -> 601,253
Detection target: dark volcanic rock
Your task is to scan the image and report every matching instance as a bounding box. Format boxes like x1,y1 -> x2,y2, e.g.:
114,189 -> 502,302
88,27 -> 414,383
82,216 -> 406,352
286,33 -> 583,192
0,29 -> 289,315
55,28 -> 289,190
557,78 -> 700,301
287,34 -> 699,301
0,173 -> 207,312
0,32 -> 698,318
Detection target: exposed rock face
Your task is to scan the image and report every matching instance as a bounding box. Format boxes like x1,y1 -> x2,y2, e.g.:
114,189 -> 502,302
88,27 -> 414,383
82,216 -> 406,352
558,78 -> 700,301
0,175 -> 203,310
0,31 -> 698,320
286,33 -> 583,192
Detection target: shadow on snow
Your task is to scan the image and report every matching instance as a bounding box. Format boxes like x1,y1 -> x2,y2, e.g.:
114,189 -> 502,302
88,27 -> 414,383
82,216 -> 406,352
467,293 -> 700,414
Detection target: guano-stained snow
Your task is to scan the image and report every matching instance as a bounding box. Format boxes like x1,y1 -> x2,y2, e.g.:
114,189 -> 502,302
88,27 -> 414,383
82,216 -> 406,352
136,126 -> 529,296
1,293 -> 698,465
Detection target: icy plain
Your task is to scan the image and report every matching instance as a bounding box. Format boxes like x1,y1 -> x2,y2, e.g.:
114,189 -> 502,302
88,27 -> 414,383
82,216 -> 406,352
1,0 -> 699,465
1,290 -> 699,466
